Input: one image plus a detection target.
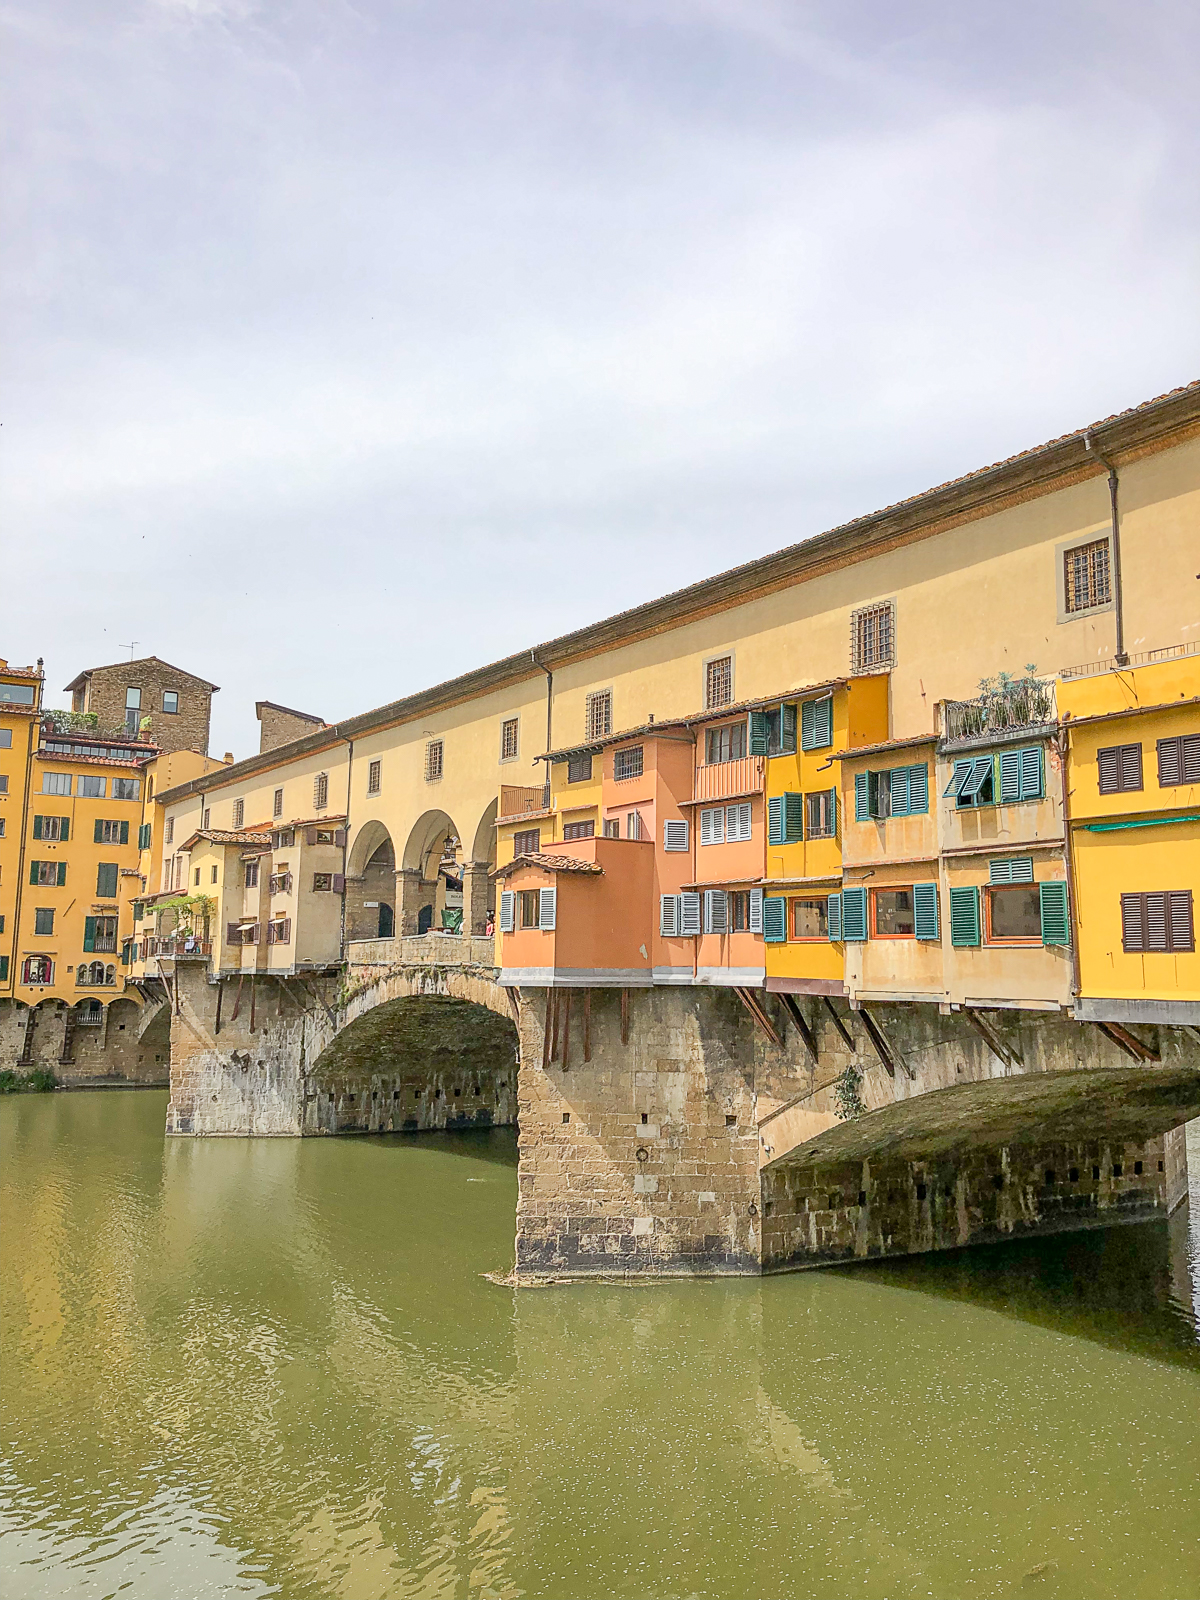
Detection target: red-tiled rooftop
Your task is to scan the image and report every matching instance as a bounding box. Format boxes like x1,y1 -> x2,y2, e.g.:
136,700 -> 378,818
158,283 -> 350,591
493,852 -> 605,878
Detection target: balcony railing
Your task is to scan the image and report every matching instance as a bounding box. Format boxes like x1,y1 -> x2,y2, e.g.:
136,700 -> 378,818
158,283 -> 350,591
142,937 -> 212,959
92,936 -> 117,953
942,679 -> 1056,742
692,755 -> 764,803
500,783 -> 550,819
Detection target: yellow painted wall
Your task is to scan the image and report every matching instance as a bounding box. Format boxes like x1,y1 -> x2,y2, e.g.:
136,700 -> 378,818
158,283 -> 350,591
0,667 -> 41,995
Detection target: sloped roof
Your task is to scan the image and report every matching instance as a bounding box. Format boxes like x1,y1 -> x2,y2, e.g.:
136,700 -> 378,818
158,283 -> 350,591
256,700 -> 327,726
63,655 -> 220,693
492,852 -> 605,879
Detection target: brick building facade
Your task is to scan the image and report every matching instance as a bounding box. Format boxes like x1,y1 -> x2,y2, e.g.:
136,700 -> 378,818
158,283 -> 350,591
64,657 -> 218,756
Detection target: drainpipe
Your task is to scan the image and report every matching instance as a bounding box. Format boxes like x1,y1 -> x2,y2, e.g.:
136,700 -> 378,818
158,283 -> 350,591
531,651 -> 552,804
1083,432 -> 1127,666
1058,721 -> 1084,1006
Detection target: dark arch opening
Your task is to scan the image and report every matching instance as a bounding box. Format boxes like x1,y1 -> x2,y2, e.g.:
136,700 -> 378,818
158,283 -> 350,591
305,995 -> 519,1136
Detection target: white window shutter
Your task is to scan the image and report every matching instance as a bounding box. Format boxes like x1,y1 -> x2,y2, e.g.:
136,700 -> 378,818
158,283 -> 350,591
680,892 -> 702,936
749,886 -> 763,933
539,886 -> 557,930
499,891 -> 515,932
725,803 -> 751,842
660,894 -> 679,936
663,818 -> 689,852
700,807 -> 724,846
704,889 -> 728,934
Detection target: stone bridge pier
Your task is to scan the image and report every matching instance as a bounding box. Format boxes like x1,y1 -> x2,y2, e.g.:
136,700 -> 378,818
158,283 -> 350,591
163,945 -> 1200,1280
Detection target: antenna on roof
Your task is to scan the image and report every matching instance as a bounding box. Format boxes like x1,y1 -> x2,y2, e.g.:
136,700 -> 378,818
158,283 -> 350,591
120,641 -> 140,661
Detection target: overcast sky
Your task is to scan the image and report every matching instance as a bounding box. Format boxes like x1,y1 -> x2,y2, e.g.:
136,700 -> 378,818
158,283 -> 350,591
3,0 -> 1198,759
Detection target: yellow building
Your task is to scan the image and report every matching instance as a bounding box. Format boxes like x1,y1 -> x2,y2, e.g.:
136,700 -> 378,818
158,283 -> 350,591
1060,649 -> 1199,1024
761,675 -> 889,997
1,660 -> 45,993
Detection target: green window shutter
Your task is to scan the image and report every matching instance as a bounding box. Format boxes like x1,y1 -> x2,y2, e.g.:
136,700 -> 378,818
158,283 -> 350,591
855,772 -> 870,821
889,766 -> 910,817
30,860 -> 40,885
827,892 -> 842,942
97,863 -> 118,898
60,818 -> 69,842
767,796 -> 784,845
94,819 -> 104,844
763,896 -> 787,943
949,886 -> 981,947
801,700 -> 816,750
998,748 -> 1021,803
814,697 -> 832,748
1040,881 -> 1070,945
913,882 -> 940,940
749,711 -> 769,757
1020,746 -> 1044,800
83,916 -> 97,952
827,787 -> 839,839
0,956 -> 7,982
780,703 -> 797,754
907,764 -> 928,814
57,862 -> 67,886
842,886 -> 868,941
784,792 -> 804,843
990,856 -> 1033,885
33,815 -> 43,840
120,821 -> 129,845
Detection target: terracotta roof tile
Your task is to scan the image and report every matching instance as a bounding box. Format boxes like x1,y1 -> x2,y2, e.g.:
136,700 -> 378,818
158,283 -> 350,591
492,851 -> 604,879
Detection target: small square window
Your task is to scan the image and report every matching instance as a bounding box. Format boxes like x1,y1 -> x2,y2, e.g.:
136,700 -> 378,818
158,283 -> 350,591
851,601 -> 895,672
162,691 -> 179,714
513,828 -> 540,857
613,746 -> 643,782
791,897 -> 828,940
873,888 -> 915,937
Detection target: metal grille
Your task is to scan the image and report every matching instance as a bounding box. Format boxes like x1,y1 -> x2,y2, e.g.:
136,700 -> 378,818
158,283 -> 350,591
425,740 -> 444,782
1063,538 -> 1111,612
705,656 -> 733,709
851,602 -> 895,672
367,760 -> 381,795
500,718 -> 519,761
585,691 -> 612,741
614,746 -> 643,782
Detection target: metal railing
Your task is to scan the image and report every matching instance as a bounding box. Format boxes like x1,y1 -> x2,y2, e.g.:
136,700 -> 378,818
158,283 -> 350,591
500,783 -> 551,818
1059,639 -> 1199,681
92,935 -> 117,953
692,755 -> 764,802
942,680 -> 1056,741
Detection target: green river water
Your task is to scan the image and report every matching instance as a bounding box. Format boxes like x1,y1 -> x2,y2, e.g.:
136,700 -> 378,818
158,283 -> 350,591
2,1091 -> 1198,1600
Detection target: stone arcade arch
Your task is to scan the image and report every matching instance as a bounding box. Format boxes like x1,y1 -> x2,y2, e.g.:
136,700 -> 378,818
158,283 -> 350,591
465,798 -> 499,935
345,821 -> 396,941
303,966 -> 521,1135
400,809 -> 463,936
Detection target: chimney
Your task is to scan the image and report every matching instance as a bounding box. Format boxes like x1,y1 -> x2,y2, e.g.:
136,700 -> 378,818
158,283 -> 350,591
224,751 -> 234,763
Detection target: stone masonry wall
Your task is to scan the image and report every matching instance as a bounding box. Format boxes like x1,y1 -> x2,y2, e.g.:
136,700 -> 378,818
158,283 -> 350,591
0,996 -> 170,1084
78,659 -> 213,755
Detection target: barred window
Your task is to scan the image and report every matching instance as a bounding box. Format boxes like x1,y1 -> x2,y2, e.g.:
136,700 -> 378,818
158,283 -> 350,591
232,798 -> 244,828
585,690 -> 612,742
705,655 -> 733,709
367,759 -> 381,796
425,740 -> 443,782
500,718 -> 519,761
613,746 -> 643,782
273,787 -> 284,818
1064,538 -> 1111,613
851,601 -> 895,672
165,817 -> 174,844
314,771 -> 329,809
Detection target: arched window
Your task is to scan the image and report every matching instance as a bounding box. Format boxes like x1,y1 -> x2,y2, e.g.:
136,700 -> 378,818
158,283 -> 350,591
22,956 -> 53,985
90,961 -> 106,985
76,965 -> 87,985
104,965 -> 115,986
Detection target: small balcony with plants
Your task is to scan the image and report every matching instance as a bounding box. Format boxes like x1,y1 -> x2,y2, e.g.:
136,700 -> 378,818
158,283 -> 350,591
940,667 -> 1056,745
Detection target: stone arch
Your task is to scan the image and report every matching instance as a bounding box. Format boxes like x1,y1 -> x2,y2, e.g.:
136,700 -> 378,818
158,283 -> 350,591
465,799 -> 499,934
345,821 -> 397,941
305,968 -> 521,1136
400,809 -> 463,936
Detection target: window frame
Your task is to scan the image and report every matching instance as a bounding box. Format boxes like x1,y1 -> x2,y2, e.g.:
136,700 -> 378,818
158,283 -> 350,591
273,787 -> 284,818
424,740 -> 444,783
705,720 -> 748,765
613,745 -> 644,783
585,689 -> 613,742
563,819 -> 594,840
789,896 -> 829,942
850,600 -> 896,673
367,759 -> 382,796
1121,890 -> 1194,953
1157,734 -> 1200,788
805,789 -> 836,839
232,799 -> 245,829
162,690 -> 179,714
704,654 -> 734,711
566,752 -> 593,784
512,827 -> 540,857
870,886 -> 917,939
984,883 -> 1044,946
519,888 -> 540,929
1097,742 -> 1143,795
1058,534 -> 1113,620
499,718 -> 519,763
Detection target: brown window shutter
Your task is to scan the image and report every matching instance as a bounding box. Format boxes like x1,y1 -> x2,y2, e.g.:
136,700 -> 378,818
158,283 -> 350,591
332,873 -> 345,893
1096,747 -> 1118,793
1144,892 -> 1169,950
1168,891 -> 1194,952
1157,738 -> 1182,786
334,828 -> 346,847
1120,743 -> 1143,790
282,918 -> 291,944
307,828 -> 317,845
227,923 -> 240,945
1121,893 -> 1145,952
1184,735 -> 1200,783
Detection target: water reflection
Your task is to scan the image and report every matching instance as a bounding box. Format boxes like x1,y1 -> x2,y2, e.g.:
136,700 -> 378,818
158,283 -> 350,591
2,1092 -> 1198,1600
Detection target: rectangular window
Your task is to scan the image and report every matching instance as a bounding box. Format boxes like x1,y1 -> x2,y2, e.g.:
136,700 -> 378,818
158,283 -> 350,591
500,719 -> 519,761
245,861 -> 260,888
313,873 -> 333,891
33,815 -> 69,842
703,889 -> 728,934
165,817 -> 174,844
873,888 -> 915,937
96,820 -> 126,844
1096,743 -> 1143,794
112,777 -> 140,801
1064,538 -> 1111,613
1,685 -> 36,705
0,775 -> 8,793
513,828 -> 540,857
22,956 -> 53,985
0,728 -> 12,746
585,690 -> 612,742
1121,891 -> 1194,953
96,863 -> 119,899
613,745 -> 643,782
626,810 -> 643,840
519,889 -> 540,928
34,907 -> 55,935
314,772 -> 328,809
1157,735 -> 1200,787
663,818 -> 689,852
699,806 -> 725,845
724,802 -> 752,842
729,890 -> 751,931
805,790 -> 836,839
567,752 -> 593,783
851,601 -> 895,672
765,703 -> 797,756
126,687 -> 142,710
705,722 -> 747,764
42,772 -> 72,795
944,756 -> 994,809
602,817 -> 620,838
791,897 -> 828,940
211,865 -> 219,884
563,819 -> 594,840
987,885 -> 1042,942
800,697 -> 833,751
0,818 -> 4,836
705,655 -> 733,709
31,860 -> 66,887
162,690 -> 179,714
233,799 -> 244,828
425,741 -> 443,782
367,759 -> 382,795
138,823 -> 152,850
273,788 -> 284,818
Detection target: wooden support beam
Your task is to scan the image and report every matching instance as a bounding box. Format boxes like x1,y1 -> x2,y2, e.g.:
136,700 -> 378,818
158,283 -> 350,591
822,995 -> 855,1051
229,970 -> 244,1023
583,988 -> 592,1061
734,986 -> 784,1049
1097,1020 -> 1160,1062
542,992 -> 553,1070
214,981 -> 223,1036
856,1006 -> 896,1079
620,988 -> 630,1046
504,985 -> 521,1025
249,978 -> 256,1034
964,1007 -> 1023,1073
551,989 -> 561,1062
561,989 -> 572,1068
779,992 -> 819,1066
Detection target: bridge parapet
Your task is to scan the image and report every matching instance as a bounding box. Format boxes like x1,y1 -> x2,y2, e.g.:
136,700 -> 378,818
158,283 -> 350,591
345,933 -> 499,972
